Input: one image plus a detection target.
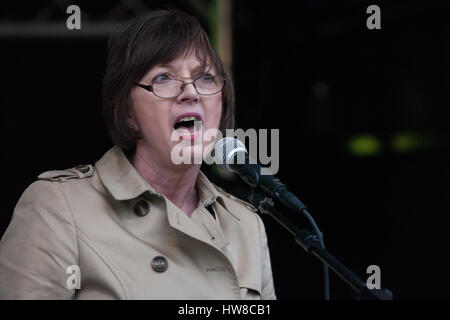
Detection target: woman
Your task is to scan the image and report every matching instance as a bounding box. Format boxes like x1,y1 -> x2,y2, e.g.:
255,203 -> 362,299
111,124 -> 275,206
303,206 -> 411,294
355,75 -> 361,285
0,9 -> 276,300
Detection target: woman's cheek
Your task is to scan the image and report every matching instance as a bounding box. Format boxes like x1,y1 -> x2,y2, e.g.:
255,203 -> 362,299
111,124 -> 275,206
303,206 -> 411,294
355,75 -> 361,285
211,97 -> 223,128
215,105 -> 223,129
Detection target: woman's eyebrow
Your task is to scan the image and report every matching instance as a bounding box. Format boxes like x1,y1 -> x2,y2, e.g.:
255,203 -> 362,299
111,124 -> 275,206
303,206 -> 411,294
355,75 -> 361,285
192,64 -> 212,73
153,63 -> 174,71
146,65 -> 174,78
155,63 -> 212,71
149,63 -> 214,77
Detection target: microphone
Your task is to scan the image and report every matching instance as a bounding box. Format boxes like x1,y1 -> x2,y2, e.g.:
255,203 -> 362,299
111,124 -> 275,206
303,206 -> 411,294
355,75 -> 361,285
214,137 -> 331,300
214,137 -> 307,214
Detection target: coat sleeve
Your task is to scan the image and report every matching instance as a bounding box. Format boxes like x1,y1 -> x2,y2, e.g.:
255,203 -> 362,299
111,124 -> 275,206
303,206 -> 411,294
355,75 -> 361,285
0,181 -> 79,299
256,215 -> 277,300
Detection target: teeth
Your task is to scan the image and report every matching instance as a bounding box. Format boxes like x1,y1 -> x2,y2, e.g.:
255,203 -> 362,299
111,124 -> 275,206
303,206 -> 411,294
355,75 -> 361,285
174,115 -> 202,135
179,116 -> 198,122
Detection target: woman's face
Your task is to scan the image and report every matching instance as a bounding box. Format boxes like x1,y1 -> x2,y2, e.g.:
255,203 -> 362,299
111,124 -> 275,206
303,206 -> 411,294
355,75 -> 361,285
130,52 -> 223,167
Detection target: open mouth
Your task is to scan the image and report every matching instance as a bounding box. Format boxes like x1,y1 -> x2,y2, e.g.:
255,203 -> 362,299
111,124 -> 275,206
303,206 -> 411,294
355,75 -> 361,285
174,114 -> 202,134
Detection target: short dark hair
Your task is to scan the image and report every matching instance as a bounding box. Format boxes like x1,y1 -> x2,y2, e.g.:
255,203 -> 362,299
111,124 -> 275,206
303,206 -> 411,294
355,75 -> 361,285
102,8 -> 235,150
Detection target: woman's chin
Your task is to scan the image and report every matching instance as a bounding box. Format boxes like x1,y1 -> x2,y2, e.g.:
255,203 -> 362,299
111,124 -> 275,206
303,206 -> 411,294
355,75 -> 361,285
170,144 -> 205,166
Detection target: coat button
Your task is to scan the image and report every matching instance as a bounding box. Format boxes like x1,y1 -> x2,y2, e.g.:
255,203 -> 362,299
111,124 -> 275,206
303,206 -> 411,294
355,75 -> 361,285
134,200 -> 150,217
151,256 -> 168,273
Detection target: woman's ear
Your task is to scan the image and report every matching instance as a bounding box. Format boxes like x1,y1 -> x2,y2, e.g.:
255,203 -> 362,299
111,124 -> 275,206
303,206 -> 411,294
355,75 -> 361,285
129,119 -> 138,131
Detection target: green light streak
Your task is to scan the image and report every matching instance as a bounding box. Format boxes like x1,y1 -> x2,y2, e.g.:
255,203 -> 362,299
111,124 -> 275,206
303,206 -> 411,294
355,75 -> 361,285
347,134 -> 383,156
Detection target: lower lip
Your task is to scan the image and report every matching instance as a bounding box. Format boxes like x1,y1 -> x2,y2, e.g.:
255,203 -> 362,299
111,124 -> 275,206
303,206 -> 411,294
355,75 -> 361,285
175,123 -> 202,141
179,130 -> 201,141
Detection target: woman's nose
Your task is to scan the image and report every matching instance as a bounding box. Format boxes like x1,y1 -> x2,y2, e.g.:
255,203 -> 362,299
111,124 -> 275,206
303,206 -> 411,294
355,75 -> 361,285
177,82 -> 199,103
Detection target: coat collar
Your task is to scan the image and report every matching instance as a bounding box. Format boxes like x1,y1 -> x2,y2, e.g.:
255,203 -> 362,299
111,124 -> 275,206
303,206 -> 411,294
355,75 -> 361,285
95,146 -> 223,208
95,146 -> 160,201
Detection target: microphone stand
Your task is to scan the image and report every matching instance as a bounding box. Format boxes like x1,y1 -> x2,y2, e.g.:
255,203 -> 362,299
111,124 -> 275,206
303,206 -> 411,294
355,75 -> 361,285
248,189 -> 393,300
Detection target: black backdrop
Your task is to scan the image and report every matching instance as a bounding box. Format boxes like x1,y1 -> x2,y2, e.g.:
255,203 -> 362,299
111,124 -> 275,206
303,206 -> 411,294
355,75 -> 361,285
1,0 -> 450,299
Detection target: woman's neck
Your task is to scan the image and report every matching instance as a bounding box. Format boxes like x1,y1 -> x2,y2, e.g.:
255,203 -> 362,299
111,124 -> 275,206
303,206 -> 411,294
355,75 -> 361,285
131,144 -> 201,217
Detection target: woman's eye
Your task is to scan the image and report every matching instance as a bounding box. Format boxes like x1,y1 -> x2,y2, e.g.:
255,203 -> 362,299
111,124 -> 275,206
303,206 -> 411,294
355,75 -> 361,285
153,73 -> 170,83
197,74 -> 215,83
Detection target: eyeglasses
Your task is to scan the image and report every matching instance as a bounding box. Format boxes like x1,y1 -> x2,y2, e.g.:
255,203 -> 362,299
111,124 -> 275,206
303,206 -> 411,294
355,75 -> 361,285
135,74 -> 225,98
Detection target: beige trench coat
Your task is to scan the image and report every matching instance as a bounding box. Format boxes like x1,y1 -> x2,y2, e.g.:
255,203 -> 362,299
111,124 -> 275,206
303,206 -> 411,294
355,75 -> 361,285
0,146 -> 276,299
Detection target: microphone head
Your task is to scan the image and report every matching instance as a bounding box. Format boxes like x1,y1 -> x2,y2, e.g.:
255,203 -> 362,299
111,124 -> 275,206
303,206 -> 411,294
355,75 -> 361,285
214,137 -> 247,171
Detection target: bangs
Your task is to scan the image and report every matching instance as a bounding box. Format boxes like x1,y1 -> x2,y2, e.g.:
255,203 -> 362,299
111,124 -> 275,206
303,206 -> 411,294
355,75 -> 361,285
132,11 -> 222,80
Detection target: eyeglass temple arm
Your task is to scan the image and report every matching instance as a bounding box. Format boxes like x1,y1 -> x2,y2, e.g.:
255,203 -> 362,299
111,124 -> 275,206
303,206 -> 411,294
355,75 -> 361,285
135,83 -> 153,91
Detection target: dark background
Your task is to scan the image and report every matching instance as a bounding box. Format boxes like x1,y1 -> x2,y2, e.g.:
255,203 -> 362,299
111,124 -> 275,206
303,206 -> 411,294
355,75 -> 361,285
1,0 -> 449,299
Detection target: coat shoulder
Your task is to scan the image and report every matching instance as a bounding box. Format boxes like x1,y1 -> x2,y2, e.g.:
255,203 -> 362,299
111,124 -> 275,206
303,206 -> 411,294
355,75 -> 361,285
212,184 -> 259,214
37,164 -> 94,182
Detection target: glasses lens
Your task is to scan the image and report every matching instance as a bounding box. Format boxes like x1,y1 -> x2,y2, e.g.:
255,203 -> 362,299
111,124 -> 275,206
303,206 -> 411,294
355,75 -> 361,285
194,75 -> 224,95
151,76 -> 224,98
152,79 -> 183,98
